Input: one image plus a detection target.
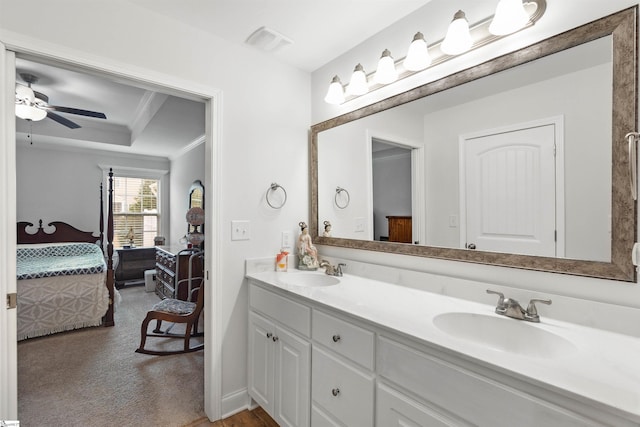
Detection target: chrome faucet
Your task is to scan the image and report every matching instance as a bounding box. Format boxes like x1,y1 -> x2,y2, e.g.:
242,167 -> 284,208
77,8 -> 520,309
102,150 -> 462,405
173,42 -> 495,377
320,260 -> 346,277
486,290 -> 551,323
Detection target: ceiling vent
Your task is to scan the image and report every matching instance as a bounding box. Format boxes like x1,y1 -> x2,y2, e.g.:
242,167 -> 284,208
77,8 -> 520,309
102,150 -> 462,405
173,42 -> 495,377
246,26 -> 293,52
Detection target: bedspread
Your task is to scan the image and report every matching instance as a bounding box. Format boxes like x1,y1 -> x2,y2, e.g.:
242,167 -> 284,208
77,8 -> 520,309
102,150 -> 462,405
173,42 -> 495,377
17,242 -> 106,279
17,243 -> 109,340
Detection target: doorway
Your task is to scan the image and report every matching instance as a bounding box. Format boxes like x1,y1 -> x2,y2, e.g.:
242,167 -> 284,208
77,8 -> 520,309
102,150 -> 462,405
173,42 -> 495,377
368,132 -> 425,245
0,44 -> 222,421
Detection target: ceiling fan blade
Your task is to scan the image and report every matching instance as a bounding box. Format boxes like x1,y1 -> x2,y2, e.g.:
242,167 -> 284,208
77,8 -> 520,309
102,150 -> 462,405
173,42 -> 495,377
47,111 -> 81,129
46,105 -> 107,119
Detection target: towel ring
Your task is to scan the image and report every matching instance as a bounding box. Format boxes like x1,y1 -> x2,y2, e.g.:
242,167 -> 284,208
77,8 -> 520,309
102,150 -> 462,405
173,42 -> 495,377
266,183 -> 287,209
335,186 -> 350,209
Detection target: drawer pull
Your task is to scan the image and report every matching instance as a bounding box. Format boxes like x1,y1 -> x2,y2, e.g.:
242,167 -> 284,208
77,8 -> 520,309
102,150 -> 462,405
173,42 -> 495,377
272,335 -> 279,342
331,388 -> 340,397
332,334 -> 341,342
266,332 -> 273,339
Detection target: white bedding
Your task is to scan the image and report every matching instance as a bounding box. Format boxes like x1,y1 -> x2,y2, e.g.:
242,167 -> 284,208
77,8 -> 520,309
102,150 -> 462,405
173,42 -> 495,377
16,242 -> 113,340
17,271 -> 109,341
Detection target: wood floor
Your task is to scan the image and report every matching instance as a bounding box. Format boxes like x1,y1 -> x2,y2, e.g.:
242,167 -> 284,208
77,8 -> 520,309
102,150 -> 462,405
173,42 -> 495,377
184,407 -> 279,427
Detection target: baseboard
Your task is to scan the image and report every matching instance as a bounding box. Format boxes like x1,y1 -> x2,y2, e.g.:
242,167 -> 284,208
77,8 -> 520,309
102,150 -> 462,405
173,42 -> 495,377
221,388 -> 250,419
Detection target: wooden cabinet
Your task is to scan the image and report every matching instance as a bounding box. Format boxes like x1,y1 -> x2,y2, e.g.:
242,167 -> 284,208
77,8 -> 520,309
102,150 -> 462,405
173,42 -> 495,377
386,216 -> 412,243
115,247 -> 156,288
248,284 -> 311,427
155,246 -> 203,300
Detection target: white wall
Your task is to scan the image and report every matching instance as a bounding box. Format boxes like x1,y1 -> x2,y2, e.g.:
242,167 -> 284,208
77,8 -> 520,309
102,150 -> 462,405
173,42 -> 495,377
1,0 -> 310,419
312,0 -> 640,318
16,144 -> 170,236
170,142 -> 206,247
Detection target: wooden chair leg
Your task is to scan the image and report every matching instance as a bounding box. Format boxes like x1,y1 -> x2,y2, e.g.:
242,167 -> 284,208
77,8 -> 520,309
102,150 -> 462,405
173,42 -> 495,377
153,319 -> 163,333
137,315 -> 152,352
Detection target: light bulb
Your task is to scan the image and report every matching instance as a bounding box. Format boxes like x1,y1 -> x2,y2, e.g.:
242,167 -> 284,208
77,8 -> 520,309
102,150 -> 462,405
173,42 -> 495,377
374,49 -> 398,84
489,0 -> 530,35
404,32 -> 432,71
441,10 -> 473,56
324,75 -> 345,105
346,64 -> 368,96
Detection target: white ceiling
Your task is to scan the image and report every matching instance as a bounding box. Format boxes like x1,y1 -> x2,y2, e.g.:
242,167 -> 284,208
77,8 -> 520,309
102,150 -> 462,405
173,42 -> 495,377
14,1 -> 432,157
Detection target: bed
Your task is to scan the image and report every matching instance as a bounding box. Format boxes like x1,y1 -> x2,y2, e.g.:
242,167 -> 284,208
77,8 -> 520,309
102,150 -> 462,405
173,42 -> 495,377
16,169 -> 116,340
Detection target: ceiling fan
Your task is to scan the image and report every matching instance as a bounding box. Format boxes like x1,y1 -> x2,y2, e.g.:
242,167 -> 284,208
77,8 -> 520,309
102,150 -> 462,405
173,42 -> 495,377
14,73 -> 107,129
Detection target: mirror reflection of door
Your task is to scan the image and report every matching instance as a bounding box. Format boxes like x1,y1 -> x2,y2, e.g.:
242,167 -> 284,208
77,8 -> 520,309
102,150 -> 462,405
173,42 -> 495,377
460,119 -> 564,257
371,139 -> 412,242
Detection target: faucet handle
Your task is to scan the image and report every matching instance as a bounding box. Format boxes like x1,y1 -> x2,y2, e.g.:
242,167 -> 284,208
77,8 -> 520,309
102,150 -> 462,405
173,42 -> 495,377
525,298 -> 552,322
486,289 -> 506,314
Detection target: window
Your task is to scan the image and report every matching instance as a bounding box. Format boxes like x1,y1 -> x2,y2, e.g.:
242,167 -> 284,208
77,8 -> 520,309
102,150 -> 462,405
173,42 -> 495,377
113,176 -> 160,248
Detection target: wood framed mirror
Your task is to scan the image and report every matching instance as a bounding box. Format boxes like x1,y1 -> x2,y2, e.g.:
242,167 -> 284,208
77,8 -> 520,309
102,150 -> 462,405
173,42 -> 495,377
310,7 -> 637,282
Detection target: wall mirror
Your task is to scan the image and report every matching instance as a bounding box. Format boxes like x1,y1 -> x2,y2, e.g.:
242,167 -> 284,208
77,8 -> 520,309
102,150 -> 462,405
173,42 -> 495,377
311,7 -> 637,282
188,179 -> 204,234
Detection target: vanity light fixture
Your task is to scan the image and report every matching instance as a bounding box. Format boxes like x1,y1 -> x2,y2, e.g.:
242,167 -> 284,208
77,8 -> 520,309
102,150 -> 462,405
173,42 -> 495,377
324,75 -> 346,104
441,10 -> 473,55
346,64 -> 369,96
374,49 -> 399,84
404,32 -> 432,71
489,0 -> 530,35
323,0 -> 546,105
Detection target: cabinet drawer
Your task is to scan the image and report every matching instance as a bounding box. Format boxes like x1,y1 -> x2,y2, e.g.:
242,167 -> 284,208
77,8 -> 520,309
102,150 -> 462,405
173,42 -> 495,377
377,336 -> 599,427
312,309 -> 374,370
312,347 -> 374,427
249,283 -> 311,337
377,383 -> 467,427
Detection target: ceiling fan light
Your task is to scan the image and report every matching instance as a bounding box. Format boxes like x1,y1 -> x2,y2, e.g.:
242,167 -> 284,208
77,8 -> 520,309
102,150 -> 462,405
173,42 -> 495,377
324,75 -> 345,105
404,32 -> 432,71
374,49 -> 398,84
441,10 -> 473,56
15,104 -> 47,121
346,64 -> 369,96
15,84 -> 35,103
489,0 -> 530,35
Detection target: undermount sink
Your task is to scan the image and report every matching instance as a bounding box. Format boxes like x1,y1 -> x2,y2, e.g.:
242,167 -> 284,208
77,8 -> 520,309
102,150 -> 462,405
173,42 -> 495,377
277,272 -> 340,287
433,312 -> 577,359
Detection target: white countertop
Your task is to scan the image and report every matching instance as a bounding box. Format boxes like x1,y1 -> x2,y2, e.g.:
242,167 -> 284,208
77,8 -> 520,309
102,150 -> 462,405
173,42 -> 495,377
246,269 -> 640,422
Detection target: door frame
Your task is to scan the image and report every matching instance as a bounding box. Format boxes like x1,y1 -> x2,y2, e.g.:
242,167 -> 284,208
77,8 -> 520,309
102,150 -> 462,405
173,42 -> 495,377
0,37 -> 223,421
458,116 -> 565,255
366,130 -> 425,245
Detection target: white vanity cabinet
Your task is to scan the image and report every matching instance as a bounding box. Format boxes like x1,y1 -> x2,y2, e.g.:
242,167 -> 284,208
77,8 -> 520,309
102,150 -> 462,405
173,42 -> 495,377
248,284 -> 311,427
376,335 -> 612,427
247,271 -> 640,427
311,309 -> 375,427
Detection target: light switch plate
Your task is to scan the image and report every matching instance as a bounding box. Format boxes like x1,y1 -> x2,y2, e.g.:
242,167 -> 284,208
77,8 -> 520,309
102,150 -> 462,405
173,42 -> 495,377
355,217 -> 365,232
231,220 -> 251,241
282,231 -> 292,248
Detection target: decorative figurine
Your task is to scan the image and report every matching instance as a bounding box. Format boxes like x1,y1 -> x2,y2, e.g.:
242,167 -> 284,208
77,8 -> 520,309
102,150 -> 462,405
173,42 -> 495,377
126,227 -> 135,246
323,220 -> 332,237
297,221 -> 319,270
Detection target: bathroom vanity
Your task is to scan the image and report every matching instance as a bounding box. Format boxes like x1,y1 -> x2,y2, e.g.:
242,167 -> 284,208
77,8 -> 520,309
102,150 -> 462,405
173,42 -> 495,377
246,265 -> 640,427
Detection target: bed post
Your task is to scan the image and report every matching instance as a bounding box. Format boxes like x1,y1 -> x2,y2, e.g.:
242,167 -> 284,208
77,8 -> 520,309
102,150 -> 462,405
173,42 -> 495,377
99,183 -> 104,254
103,169 -> 115,327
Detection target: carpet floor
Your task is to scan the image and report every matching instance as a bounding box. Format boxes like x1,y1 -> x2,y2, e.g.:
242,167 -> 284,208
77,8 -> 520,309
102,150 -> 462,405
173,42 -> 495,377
18,286 -> 205,427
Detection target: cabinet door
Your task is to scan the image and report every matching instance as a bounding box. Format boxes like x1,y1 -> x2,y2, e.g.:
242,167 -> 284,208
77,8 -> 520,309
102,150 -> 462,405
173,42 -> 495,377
274,326 -> 310,427
248,312 -> 275,414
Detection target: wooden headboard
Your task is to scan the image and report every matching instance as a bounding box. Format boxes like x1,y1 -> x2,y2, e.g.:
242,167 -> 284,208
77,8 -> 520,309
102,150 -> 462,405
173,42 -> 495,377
17,220 -> 100,245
